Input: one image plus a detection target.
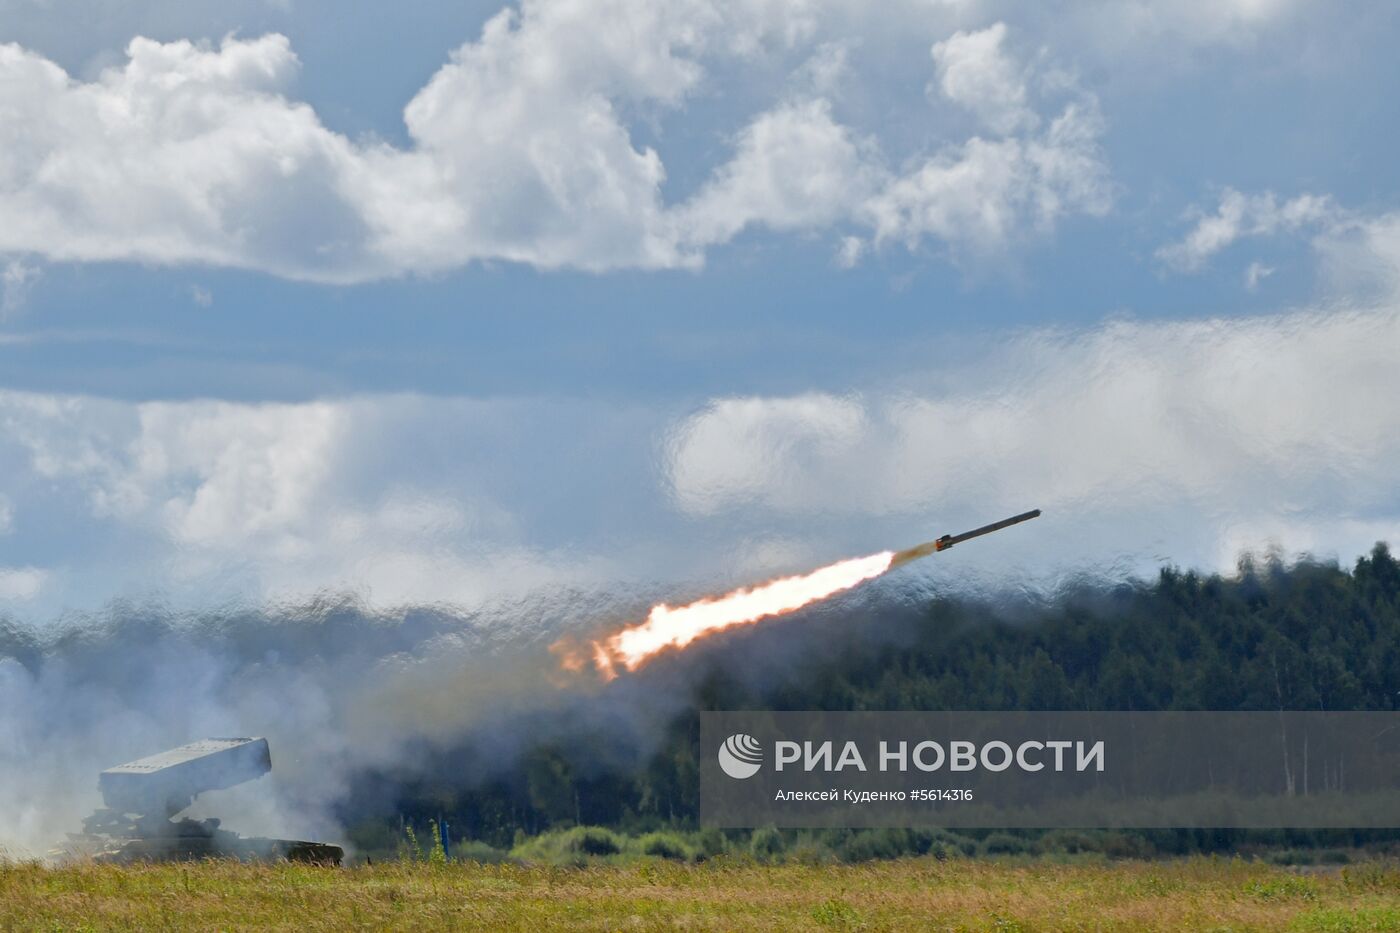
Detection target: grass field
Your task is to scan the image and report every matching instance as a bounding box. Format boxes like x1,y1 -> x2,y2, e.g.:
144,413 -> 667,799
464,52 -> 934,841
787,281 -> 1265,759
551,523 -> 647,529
4,857 -> 1400,931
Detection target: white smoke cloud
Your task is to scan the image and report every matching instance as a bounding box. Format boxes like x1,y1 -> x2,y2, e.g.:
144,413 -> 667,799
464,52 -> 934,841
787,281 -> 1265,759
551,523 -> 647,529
0,597 -> 590,859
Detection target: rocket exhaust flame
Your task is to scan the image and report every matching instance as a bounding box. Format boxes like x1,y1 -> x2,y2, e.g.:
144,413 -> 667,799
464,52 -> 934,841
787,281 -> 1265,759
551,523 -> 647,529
587,551 -> 896,679
562,509 -> 1040,679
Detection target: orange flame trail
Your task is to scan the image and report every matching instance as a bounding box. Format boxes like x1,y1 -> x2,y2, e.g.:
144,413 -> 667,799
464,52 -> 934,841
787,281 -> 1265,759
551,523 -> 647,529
580,551 -> 895,679
558,510 -> 1042,680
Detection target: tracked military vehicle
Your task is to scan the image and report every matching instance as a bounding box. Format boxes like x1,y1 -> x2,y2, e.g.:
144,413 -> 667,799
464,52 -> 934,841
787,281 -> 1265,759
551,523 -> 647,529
54,738 -> 343,865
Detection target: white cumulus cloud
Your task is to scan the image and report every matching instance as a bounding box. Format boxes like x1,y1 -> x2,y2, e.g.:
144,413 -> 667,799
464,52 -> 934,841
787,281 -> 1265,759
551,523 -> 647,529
864,98 -> 1109,256
1314,211 -> 1400,300
1244,260 -> 1274,291
0,7 -> 1112,281
677,98 -> 878,246
666,304 -> 1400,573
680,22 -> 1111,264
1158,190 -> 1400,302
1,260 -> 40,317
0,303 -> 1398,612
931,22 -> 1035,134
0,391 -> 641,613
0,567 -> 44,601
1157,187 -> 1334,272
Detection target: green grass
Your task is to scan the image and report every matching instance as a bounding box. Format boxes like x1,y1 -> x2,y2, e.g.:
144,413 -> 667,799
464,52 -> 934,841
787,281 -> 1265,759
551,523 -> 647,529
2,856 -> 1399,931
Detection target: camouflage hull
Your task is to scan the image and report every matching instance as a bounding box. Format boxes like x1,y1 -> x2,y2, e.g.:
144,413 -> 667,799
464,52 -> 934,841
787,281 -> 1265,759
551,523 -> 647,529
54,816 -> 342,866
87,837 -> 343,866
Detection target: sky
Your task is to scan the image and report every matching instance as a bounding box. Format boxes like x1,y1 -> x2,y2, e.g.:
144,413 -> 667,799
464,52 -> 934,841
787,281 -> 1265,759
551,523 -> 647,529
1,0 -> 1399,621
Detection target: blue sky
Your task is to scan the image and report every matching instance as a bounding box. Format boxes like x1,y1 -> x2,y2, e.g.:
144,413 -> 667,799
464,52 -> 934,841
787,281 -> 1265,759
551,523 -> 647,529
1,0 -> 1399,619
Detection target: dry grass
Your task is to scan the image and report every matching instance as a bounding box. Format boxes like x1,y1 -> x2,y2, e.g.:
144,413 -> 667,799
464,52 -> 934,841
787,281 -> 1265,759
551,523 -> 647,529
2,856 -> 1399,931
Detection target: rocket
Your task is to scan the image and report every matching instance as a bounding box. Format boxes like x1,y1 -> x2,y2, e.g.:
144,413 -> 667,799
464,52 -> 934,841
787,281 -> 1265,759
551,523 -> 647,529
889,509 -> 1041,568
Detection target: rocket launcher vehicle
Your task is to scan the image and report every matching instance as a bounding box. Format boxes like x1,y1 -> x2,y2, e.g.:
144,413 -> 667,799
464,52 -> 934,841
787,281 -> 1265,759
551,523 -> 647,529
889,509 -> 1041,569
55,738 -> 343,865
